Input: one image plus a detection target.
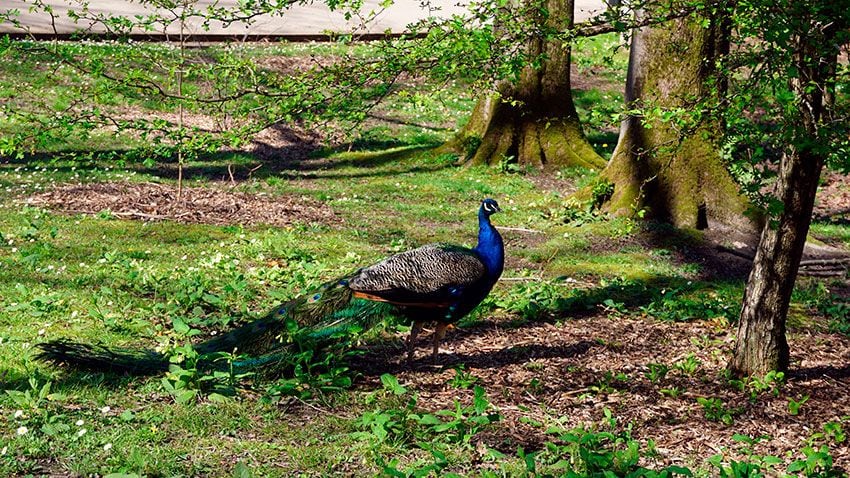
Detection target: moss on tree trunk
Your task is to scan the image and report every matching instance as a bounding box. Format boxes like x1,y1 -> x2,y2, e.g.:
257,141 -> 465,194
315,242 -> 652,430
600,15 -> 754,231
447,0 -> 606,170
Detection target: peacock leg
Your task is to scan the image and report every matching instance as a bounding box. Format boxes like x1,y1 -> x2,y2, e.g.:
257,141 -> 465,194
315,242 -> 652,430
407,321 -> 424,361
432,322 -> 449,358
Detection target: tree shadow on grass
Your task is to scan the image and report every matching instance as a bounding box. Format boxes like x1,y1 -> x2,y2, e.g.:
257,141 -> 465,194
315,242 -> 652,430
3,123 -> 453,183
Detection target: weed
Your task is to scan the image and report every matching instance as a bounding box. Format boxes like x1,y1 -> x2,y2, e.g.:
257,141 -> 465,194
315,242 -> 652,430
728,370 -> 785,402
696,397 -> 742,426
787,446 -> 843,477
264,349 -> 355,400
807,420 -> 847,447
526,409 -> 691,476
591,179 -> 615,209
660,387 -> 684,399
447,364 -> 479,389
638,284 -> 740,323
674,354 -> 702,376
706,434 -> 782,477
645,363 -> 670,383
354,374 -> 501,450
788,395 -> 810,416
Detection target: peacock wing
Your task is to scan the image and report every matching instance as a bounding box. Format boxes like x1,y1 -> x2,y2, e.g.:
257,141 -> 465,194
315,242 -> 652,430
347,244 -> 486,305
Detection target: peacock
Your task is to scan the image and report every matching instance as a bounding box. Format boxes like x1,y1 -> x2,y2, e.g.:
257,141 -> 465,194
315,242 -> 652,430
35,198 -> 504,374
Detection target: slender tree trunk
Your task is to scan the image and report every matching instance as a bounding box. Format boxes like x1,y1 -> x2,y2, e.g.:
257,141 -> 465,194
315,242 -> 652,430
600,12 -> 754,230
729,23 -> 837,376
449,0 -> 606,170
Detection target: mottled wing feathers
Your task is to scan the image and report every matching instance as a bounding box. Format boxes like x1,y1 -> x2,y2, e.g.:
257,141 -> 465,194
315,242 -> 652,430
347,244 -> 485,305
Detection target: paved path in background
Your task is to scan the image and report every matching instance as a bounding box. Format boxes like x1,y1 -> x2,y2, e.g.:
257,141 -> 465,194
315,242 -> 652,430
1,0 -> 607,37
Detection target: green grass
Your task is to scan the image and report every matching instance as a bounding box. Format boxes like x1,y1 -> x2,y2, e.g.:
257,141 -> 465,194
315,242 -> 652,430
0,143 -> 711,476
2,37 -> 849,477
810,221 -> 850,247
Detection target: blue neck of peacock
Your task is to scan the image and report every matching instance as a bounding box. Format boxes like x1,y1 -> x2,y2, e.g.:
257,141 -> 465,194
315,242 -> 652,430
474,209 -> 504,282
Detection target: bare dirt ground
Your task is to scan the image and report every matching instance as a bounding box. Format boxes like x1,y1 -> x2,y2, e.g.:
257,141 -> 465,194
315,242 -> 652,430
23,181 -> 338,227
815,171 -> 850,225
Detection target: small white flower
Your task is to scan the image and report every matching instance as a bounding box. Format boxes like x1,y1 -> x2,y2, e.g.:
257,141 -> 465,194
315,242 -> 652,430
16,426 -> 28,435
77,428 -> 87,437
1,446 -> 7,455
38,329 -> 45,336
75,419 -> 84,426
103,443 -> 112,451
100,406 -> 110,414
14,410 -> 23,418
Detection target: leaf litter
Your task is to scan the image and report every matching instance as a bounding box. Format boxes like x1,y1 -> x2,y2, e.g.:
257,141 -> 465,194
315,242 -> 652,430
349,311 -> 850,472
22,182 -> 338,227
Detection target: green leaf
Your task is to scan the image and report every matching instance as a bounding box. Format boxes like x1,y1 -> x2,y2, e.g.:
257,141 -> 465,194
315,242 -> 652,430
233,461 -> 252,478
208,393 -> 231,403
417,414 -> 441,426
380,374 -> 407,395
172,316 -> 190,335
175,389 -> 197,404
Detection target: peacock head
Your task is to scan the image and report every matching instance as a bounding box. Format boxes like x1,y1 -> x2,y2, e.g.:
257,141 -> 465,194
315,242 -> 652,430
480,198 -> 501,218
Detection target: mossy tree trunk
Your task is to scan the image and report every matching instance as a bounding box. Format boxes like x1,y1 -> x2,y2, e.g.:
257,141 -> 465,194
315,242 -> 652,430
729,17 -> 839,376
451,0 -> 606,170
600,14 -> 754,230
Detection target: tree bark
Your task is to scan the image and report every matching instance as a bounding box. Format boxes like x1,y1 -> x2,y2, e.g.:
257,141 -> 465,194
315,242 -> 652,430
729,18 -> 837,376
600,13 -> 754,231
449,0 -> 606,170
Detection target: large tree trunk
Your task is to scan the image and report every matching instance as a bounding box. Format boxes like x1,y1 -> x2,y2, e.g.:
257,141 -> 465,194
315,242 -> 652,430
729,20 -> 837,376
450,0 -> 606,170
600,14 -> 754,231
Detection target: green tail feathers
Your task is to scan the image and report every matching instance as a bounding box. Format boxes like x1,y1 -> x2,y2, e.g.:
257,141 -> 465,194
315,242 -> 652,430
35,277 -> 397,375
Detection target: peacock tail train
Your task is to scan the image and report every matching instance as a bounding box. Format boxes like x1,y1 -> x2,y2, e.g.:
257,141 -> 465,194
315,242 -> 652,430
35,274 -> 400,375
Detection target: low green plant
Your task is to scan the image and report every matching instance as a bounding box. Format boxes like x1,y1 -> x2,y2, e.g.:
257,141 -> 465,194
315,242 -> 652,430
727,370 -> 785,402
660,386 -> 684,399
788,395 -> 810,416
706,434 -> 782,478
264,349 -> 355,400
787,445 -> 843,477
674,354 -> 702,376
645,363 -> 670,383
354,374 -> 501,449
527,409 -> 692,477
447,364 -> 479,389
638,285 -> 740,323
4,377 -> 66,425
796,282 -> 850,336
696,397 -> 741,426
704,432 -> 847,478
378,446 -> 454,478
807,420 -> 847,447
497,155 -> 523,174
590,180 -> 615,209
